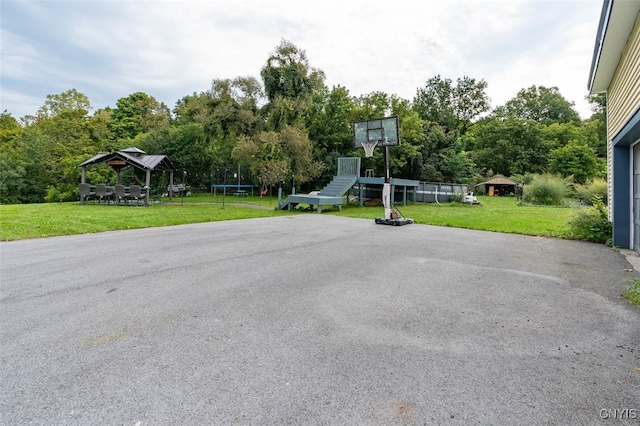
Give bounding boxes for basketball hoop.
[361,140,378,158]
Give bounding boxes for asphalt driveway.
[1,215,638,425]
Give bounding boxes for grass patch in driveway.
[623,276,640,307]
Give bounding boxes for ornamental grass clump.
[522,174,570,206]
[574,178,608,205]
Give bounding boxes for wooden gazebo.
[78,147,177,204]
[476,177,518,196]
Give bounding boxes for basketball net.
[361,140,378,158]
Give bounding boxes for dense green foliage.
[1,39,608,205]
[567,196,612,244]
[466,117,550,176]
[493,85,581,124]
[548,141,600,184]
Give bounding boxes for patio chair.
[114,185,129,205]
[95,184,113,205]
[78,183,95,204]
[129,185,145,206]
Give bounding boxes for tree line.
[0,39,606,204]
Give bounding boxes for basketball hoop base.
[375,217,414,226]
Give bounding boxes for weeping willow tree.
[260,39,326,130]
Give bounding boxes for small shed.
[477,177,518,196]
[78,147,177,203]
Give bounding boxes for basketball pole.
[382,144,392,220]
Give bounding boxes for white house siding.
[607,13,640,218]
[608,14,640,137]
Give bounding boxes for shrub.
[45,183,77,203]
[548,141,599,184]
[449,192,464,203]
[567,196,612,244]
[522,174,570,205]
[574,178,608,205]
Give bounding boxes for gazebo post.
[145,169,151,206]
[169,171,174,201]
[81,167,86,184]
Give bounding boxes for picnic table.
[233,190,248,197]
[167,184,190,196]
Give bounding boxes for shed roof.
[477,177,517,186]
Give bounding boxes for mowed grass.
[0,195,579,241]
[0,196,291,241]
[332,196,575,238]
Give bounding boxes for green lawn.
[0,196,290,241]
[332,196,575,238]
[0,195,581,241]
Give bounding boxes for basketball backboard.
[353,116,400,148]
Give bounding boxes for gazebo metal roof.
[78,147,176,172]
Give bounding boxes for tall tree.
[89,108,116,153]
[0,126,53,203]
[0,110,20,131]
[412,122,475,182]
[352,91,393,121]
[110,92,170,142]
[306,85,355,155]
[10,91,99,202]
[134,123,212,189]
[584,93,607,157]
[467,117,550,176]
[0,111,26,203]
[494,85,580,124]
[586,93,606,117]
[38,108,97,201]
[261,39,325,102]
[36,88,91,119]
[540,122,587,150]
[453,76,491,132]
[305,85,356,187]
[173,92,214,127]
[260,39,326,130]
[413,75,490,133]
[174,77,264,168]
[232,126,321,190]
[208,76,264,136]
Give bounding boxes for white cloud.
[0,29,41,80]
[0,87,41,118]
[0,0,602,119]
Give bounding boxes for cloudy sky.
[1,0,603,121]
